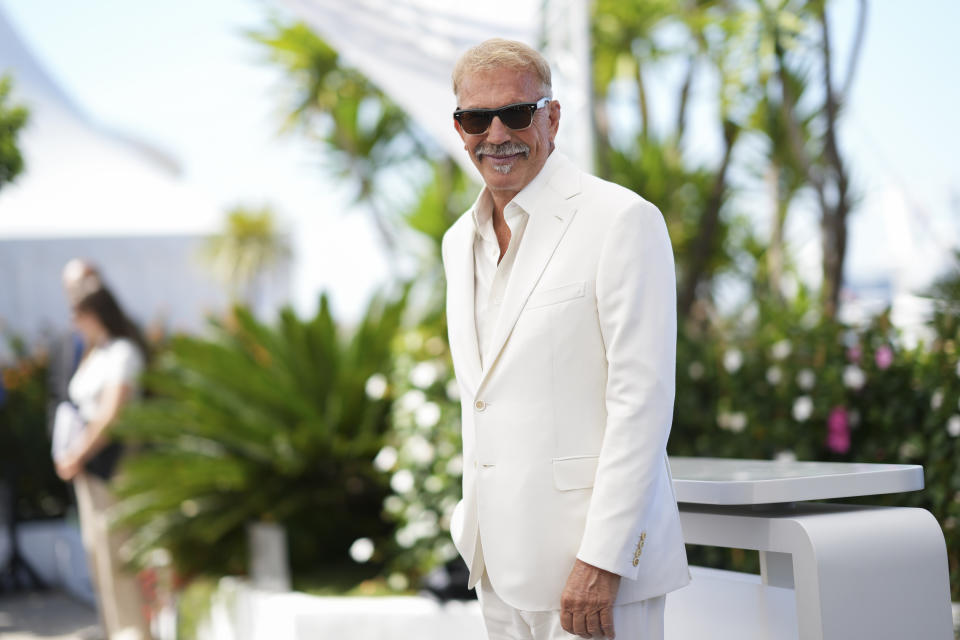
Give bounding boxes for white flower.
[723,349,743,373]
[373,446,398,472]
[409,362,439,389]
[383,495,405,514]
[403,435,435,466]
[796,369,816,390]
[398,389,426,412]
[729,412,747,433]
[774,450,797,462]
[414,402,441,429]
[180,499,199,518]
[801,309,819,329]
[771,339,792,361]
[424,475,444,493]
[931,389,944,410]
[956,360,960,378]
[843,365,866,390]
[395,526,417,549]
[390,469,415,494]
[947,415,960,438]
[438,542,458,561]
[387,572,409,591]
[440,496,459,517]
[445,455,464,477]
[688,361,705,380]
[425,336,446,356]
[349,538,374,563]
[899,442,920,459]
[436,440,455,457]
[717,411,747,433]
[364,373,388,400]
[445,379,461,401]
[792,396,813,422]
[766,366,783,385]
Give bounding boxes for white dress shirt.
[473,190,529,371]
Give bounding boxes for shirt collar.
[471,150,564,236]
[472,188,526,243]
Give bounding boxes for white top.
[669,457,924,505]
[473,190,529,371]
[67,337,145,422]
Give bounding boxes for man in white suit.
[442,39,690,639]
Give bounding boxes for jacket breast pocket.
[526,281,586,310]
[553,455,599,491]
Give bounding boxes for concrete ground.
[0,590,100,640]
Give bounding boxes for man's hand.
[560,558,621,639]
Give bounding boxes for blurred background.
[0,0,958,637]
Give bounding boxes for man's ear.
[548,100,561,140]
[454,118,467,145]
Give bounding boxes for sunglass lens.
[459,112,492,135]
[499,105,534,130]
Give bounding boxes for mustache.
[474,141,530,161]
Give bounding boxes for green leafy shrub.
[0,339,70,520]
[111,293,406,579]
[670,292,960,597]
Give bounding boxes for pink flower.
[846,344,862,363]
[875,345,894,370]
[826,406,851,454]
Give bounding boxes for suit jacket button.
[474,400,486,411]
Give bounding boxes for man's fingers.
[561,609,575,635]
[600,606,616,639]
[572,612,591,639]
[585,610,604,637]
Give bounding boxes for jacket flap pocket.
[527,281,585,310]
[553,455,599,491]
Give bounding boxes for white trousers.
[477,574,665,640]
[74,472,153,640]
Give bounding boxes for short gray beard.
[474,142,530,174]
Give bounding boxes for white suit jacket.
[442,152,690,612]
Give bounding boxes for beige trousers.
[74,472,152,640]
[477,573,665,640]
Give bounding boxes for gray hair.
[452,38,552,101]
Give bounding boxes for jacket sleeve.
[575,199,677,580]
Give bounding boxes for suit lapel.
[477,155,581,390]
[446,215,482,394]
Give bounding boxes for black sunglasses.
[453,97,551,135]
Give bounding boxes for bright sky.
[1,0,958,319]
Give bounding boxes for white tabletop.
[669,457,924,505]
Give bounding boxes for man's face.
[455,67,560,201]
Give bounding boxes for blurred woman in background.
[54,282,152,640]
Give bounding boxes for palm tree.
[203,205,292,311]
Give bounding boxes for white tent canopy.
[0,9,221,238]
[276,0,594,177]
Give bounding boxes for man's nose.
[486,115,511,143]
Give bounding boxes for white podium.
[668,457,953,640]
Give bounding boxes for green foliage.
[111,292,406,578]
[0,340,70,520]
[670,295,960,597]
[0,74,29,191]
[251,20,433,249]
[202,205,291,305]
